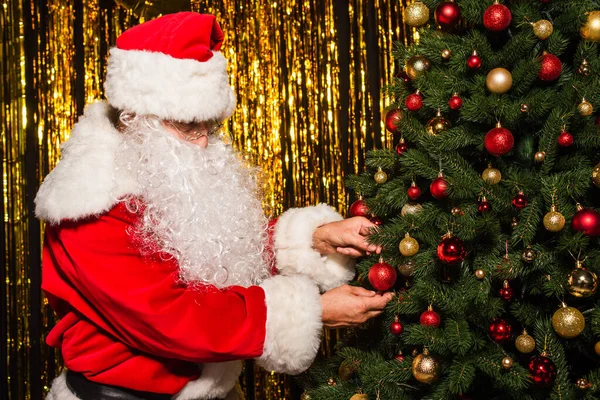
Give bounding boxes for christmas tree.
[302,1,600,399]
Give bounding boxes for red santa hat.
[104,12,236,123]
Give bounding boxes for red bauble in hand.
[390,316,404,335]
[448,93,463,110]
[484,123,514,156]
[499,281,513,301]
[557,130,573,147]
[385,109,403,133]
[405,92,423,112]
[477,197,492,214]
[483,3,512,31]
[512,192,528,209]
[407,182,421,200]
[368,261,397,291]
[430,173,449,200]
[437,235,467,265]
[349,198,370,217]
[435,1,461,30]
[467,51,482,70]
[395,138,408,155]
[572,204,600,236]
[420,306,441,328]
[528,355,557,387]
[539,53,562,81]
[489,318,512,342]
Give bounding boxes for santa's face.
[162,120,222,148]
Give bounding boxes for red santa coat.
[36,102,356,400]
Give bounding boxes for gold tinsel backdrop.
[0,0,413,398]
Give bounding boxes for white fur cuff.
[274,204,355,291]
[257,275,322,375]
[46,371,81,400]
[174,361,242,400]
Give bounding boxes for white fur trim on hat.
[174,361,242,400]
[257,275,322,375]
[105,48,236,123]
[46,371,81,400]
[274,204,356,291]
[34,101,139,224]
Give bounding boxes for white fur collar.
[35,101,140,224]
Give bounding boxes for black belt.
[65,370,172,400]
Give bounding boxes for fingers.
[350,286,377,297]
[336,247,365,258]
[361,292,394,311]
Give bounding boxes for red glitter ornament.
[369,216,383,226]
[528,355,557,387]
[395,138,408,155]
[499,280,513,301]
[435,1,461,30]
[349,198,370,217]
[385,109,403,133]
[484,122,514,156]
[572,204,600,236]
[467,51,482,70]
[512,192,529,210]
[407,182,421,200]
[539,53,562,81]
[557,130,573,147]
[368,260,397,291]
[478,197,492,214]
[448,93,463,110]
[430,172,449,200]
[420,305,441,327]
[483,2,512,31]
[437,234,467,265]
[489,318,512,342]
[405,91,423,112]
[390,316,404,335]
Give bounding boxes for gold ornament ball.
[534,151,546,163]
[441,49,452,60]
[577,378,591,390]
[406,55,431,80]
[412,349,440,384]
[398,260,415,277]
[533,19,553,40]
[300,392,312,400]
[475,269,486,280]
[399,233,419,256]
[350,394,368,400]
[486,68,513,94]
[595,341,600,356]
[374,168,388,184]
[520,103,530,113]
[581,11,600,42]
[578,99,594,116]
[401,201,423,216]
[592,163,600,188]
[552,305,585,339]
[338,362,357,381]
[405,2,429,27]
[482,165,502,185]
[522,247,537,263]
[578,60,591,76]
[501,356,514,370]
[515,332,536,354]
[543,207,565,232]
[426,115,451,135]
[567,266,598,298]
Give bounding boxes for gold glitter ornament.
[399,233,419,257]
[350,394,368,400]
[577,378,592,390]
[482,164,501,184]
[578,98,594,116]
[581,11,600,42]
[401,201,423,216]
[515,331,536,353]
[532,19,553,40]
[486,68,513,94]
[405,2,430,27]
[398,260,415,277]
[374,167,388,184]
[543,205,565,232]
[502,356,514,369]
[595,341,600,356]
[475,269,486,279]
[406,55,431,80]
[441,49,452,60]
[534,151,546,163]
[552,303,585,339]
[567,261,598,298]
[426,109,451,135]
[412,348,440,384]
[592,163,600,188]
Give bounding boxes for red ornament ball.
[405,93,423,112]
[395,140,408,156]
[430,176,449,200]
[483,3,512,31]
[349,199,370,217]
[385,109,403,133]
[489,318,512,342]
[467,53,482,70]
[390,319,404,335]
[420,307,441,328]
[484,126,514,156]
[499,283,513,301]
[477,198,492,214]
[437,235,467,265]
[368,261,397,291]
[512,192,529,210]
[408,184,421,200]
[448,94,463,110]
[528,355,557,387]
[539,53,562,81]
[435,1,461,30]
[557,130,573,147]
[394,352,405,362]
[572,206,600,236]
[369,216,383,226]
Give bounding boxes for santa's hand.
[321,285,393,328]
[312,216,382,258]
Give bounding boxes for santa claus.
[36,12,391,400]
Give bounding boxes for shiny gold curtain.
[0,0,411,398]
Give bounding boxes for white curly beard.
[114,116,272,289]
